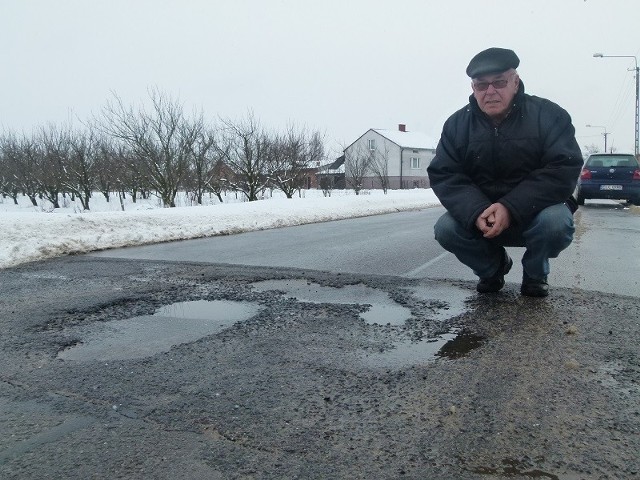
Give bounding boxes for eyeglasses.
[472,78,510,91]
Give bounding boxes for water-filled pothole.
[250,279,412,326]
[435,330,485,359]
[469,458,559,479]
[57,300,261,361]
[360,329,485,368]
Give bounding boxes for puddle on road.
[251,279,412,326]
[251,279,483,368]
[435,330,485,359]
[360,329,485,368]
[58,281,480,365]
[469,458,560,479]
[58,300,260,362]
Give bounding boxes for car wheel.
[577,191,585,205]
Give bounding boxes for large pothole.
[250,279,482,368]
[57,279,482,366]
[251,279,413,326]
[57,300,261,361]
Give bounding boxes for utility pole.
[586,124,609,153]
[593,53,639,155]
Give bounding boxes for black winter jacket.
[427,81,583,230]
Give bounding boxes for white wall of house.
[344,128,436,189]
[399,146,436,188]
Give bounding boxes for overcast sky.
[2,0,640,157]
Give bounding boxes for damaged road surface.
[1,258,639,479]
[1,203,639,478]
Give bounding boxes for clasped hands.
[475,202,510,238]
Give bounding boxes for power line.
[607,68,633,127]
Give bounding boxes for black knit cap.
[466,47,520,78]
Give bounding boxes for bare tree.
[37,123,71,209]
[269,126,324,198]
[186,126,222,205]
[107,144,150,210]
[344,142,373,195]
[0,132,18,203]
[219,112,271,201]
[98,88,204,207]
[582,143,600,160]
[92,136,119,202]
[319,175,334,197]
[124,149,152,203]
[369,140,391,194]
[0,131,41,206]
[63,128,98,210]
[208,159,233,203]
[17,133,45,206]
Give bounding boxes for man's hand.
[475,202,511,238]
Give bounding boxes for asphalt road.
[91,201,639,298]
[1,200,639,479]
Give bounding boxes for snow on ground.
[0,189,441,269]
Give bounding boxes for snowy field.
[0,189,441,269]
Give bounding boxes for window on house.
[368,139,376,151]
[410,157,420,169]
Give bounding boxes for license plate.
[600,185,623,190]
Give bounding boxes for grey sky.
[2,0,640,156]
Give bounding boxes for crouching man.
[427,47,583,297]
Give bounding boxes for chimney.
[398,124,406,132]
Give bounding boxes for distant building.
[300,166,320,189]
[316,155,346,190]
[344,124,437,189]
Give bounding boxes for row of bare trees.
[0,89,326,209]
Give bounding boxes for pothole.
[435,329,485,359]
[249,279,483,366]
[468,458,559,479]
[250,279,412,326]
[360,328,485,368]
[57,300,261,361]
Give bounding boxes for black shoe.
[521,274,549,297]
[477,251,513,293]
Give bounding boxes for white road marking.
[403,251,450,278]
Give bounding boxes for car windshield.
[587,155,638,168]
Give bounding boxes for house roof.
[327,155,345,169]
[372,129,437,150]
[318,155,345,173]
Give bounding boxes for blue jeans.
[434,203,575,279]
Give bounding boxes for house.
[343,124,437,190]
[316,155,346,190]
[299,166,320,189]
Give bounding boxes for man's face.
[472,69,519,121]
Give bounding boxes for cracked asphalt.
[1,251,639,479]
